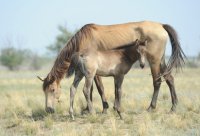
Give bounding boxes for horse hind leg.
[148,58,178,112]
[147,63,162,112]
[82,75,109,114]
[165,74,178,112]
[160,64,178,112]
[69,71,84,120]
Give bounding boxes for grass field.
[0,68,200,136]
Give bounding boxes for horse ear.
[135,39,140,47]
[145,40,148,46]
[37,76,44,82]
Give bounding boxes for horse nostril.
[140,64,145,69]
[58,99,62,103]
[46,107,55,114]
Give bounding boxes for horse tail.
[66,52,87,78]
[162,24,186,74]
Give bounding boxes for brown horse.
[38,21,185,114]
[67,39,147,119]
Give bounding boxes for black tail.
[163,24,186,74]
[66,53,79,78]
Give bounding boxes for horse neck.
[46,24,94,83]
[121,46,139,63]
[50,61,69,81]
[48,48,71,82]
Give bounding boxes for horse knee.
[164,74,174,82]
[70,86,75,93]
[83,86,88,94]
[153,80,161,88]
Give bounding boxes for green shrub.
[0,47,25,70]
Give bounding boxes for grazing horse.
[37,21,185,115]
[67,39,147,119]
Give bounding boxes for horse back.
[86,21,167,51]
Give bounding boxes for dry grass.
[0,68,200,136]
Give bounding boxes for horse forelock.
[48,24,95,81]
[42,80,49,91]
[42,73,56,91]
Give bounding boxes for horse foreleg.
[113,75,124,119]
[69,71,83,120]
[94,75,109,113]
[83,77,95,114]
[90,83,93,102]
[148,64,162,111]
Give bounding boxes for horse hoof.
[82,110,89,115]
[117,111,123,120]
[147,106,155,112]
[113,106,117,111]
[147,107,152,112]
[169,107,176,113]
[103,102,109,109]
[70,115,75,121]
[82,107,89,112]
[46,107,55,114]
[102,109,107,114]
[89,110,96,115]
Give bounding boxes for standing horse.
[38,21,185,114]
[67,39,146,119]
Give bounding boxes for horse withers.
[67,39,147,119]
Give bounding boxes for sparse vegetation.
[0,68,200,135]
[0,47,49,71]
[44,116,54,129]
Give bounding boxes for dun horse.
[37,21,185,115]
[67,39,147,119]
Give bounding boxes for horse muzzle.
[45,107,55,113]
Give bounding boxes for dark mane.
[112,39,146,50]
[43,24,95,90]
[112,41,136,50]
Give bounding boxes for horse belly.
[96,64,117,77]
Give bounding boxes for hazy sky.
[0,0,200,56]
